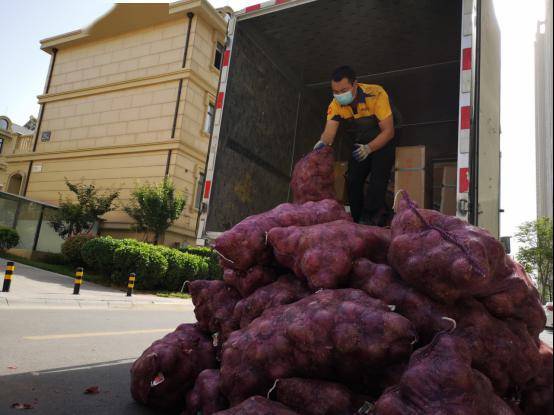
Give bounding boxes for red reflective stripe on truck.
[245,4,261,13]
[459,168,469,193]
[275,0,289,4]
[460,106,471,129]
[216,92,225,109]
[462,48,472,70]
[223,50,231,67]
[204,180,212,199]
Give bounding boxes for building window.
[203,102,215,135]
[0,138,4,154]
[213,42,224,70]
[195,172,205,210]
[7,173,23,195]
[0,119,8,131]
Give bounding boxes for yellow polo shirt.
[327,83,392,122]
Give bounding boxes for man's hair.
[332,66,356,84]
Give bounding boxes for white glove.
[353,143,372,161]
[313,140,328,150]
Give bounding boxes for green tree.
[515,217,553,302]
[124,178,186,245]
[50,180,119,239]
[0,226,20,251]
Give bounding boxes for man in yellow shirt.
[314,66,397,225]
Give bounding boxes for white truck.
[196,0,501,243]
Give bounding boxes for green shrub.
[61,234,94,265]
[158,247,201,291]
[113,242,168,290]
[180,245,222,280]
[0,226,19,251]
[182,246,213,258]
[81,236,125,277]
[40,252,66,265]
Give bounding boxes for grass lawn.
[0,251,190,299]
[155,292,190,299]
[0,251,104,281]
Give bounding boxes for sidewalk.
[0,261,194,310]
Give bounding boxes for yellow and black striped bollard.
[73,267,84,295]
[127,273,136,297]
[2,261,15,292]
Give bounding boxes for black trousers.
[347,139,396,223]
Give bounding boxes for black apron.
[345,115,381,145]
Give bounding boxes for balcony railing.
[11,135,34,154]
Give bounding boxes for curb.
[0,297,194,310]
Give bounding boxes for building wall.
[5,4,227,247]
[48,19,187,94]
[37,81,183,153]
[535,0,553,220]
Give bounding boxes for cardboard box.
[395,170,425,208]
[394,146,425,208]
[442,164,456,187]
[441,164,457,215]
[334,161,348,204]
[441,186,457,215]
[432,165,444,209]
[431,162,457,215]
[395,145,425,169]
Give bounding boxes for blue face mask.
[334,89,355,106]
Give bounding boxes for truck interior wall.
[207,25,322,230]
[207,0,463,232]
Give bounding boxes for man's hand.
[352,143,372,161]
[313,140,328,150]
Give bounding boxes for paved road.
[0,308,194,415]
[0,260,190,310]
[0,304,552,415]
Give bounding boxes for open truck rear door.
[457,0,501,237]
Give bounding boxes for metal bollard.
[127,273,136,297]
[73,267,84,295]
[2,261,15,292]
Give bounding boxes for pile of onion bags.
[219,289,416,405]
[223,265,277,297]
[374,333,516,414]
[214,199,351,270]
[290,146,336,204]
[520,342,554,415]
[232,275,310,329]
[389,190,512,303]
[184,369,227,415]
[350,258,452,343]
[130,324,216,411]
[478,260,546,337]
[271,377,368,415]
[214,396,299,414]
[268,220,390,289]
[452,298,542,395]
[188,280,241,343]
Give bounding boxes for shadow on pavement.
[5,261,121,295]
[0,360,171,415]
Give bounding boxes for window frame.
[202,101,216,137]
[0,118,9,131]
[194,171,205,212]
[213,41,225,71]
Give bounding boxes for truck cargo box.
[196,0,501,242]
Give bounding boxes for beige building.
[0,116,36,193]
[2,1,230,246]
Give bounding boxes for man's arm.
[320,119,340,145]
[368,115,394,152]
